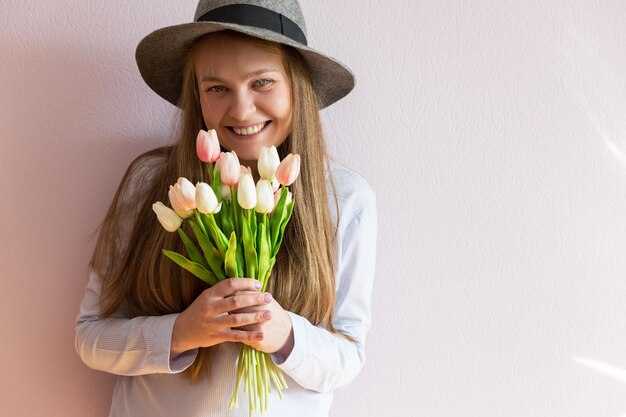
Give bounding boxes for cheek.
[267,88,292,121]
[199,98,223,127]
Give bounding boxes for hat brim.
[135,21,355,109]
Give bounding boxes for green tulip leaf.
[258,222,271,286]
[162,249,218,286]
[250,209,257,243]
[272,197,295,258]
[212,168,222,202]
[221,200,234,238]
[206,213,229,256]
[225,232,239,278]
[269,187,289,249]
[190,220,226,280]
[235,237,244,278]
[176,228,206,267]
[242,218,258,280]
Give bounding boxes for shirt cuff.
[273,311,309,371]
[152,313,198,373]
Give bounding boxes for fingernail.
[264,293,272,303]
[263,311,271,320]
[255,280,262,289]
[256,333,264,340]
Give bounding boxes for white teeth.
[233,122,266,136]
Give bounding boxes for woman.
[75,1,377,416]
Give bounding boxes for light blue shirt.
[75,158,377,417]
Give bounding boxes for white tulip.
[255,179,275,214]
[195,182,221,214]
[152,202,183,232]
[258,146,280,180]
[237,173,257,209]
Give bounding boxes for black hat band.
[197,4,308,46]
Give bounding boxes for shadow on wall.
[1,35,173,415]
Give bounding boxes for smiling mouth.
[228,121,271,136]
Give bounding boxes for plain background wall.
[2,0,626,416]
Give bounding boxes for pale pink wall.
[3,1,626,416]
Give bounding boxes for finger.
[231,290,260,296]
[230,304,264,314]
[212,278,261,298]
[222,329,264,343]
[213,292,272,314]
[216,310,271,328]
[232,323,262,332]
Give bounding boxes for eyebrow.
[201,68,281,83]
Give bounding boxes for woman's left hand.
[232,293,294,357]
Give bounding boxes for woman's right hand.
[170,278,273,359]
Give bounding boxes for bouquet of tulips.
[152,129,300,415]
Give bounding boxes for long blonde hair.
[90,31,339,380]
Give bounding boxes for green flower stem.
[257,217,271,291]
[212,167,222,203]
[207,162,213,183]
[194,210,208,236]
[228,344,288,415]
[230,186,242,238]
[242,215,258,280]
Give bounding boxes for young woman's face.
[195,35,293,164]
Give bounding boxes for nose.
[228,89,256,122]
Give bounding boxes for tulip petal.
[237,173,257,210]
[276,154,301,186]
[153,202,183,232]
[255,179,274,214]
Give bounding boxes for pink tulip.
[196,129,221,163]
[168,177,196,218]
[276,154,301,186]
[217,151,240,186]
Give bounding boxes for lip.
[225,121,271,140]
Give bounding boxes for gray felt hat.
[135,0,356,109]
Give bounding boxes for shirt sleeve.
[74,268,198,376]
[272,188,377,393]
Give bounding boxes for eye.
[254,79,274,88]
[205,85,226,93]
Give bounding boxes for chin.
[231,145,261,163]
